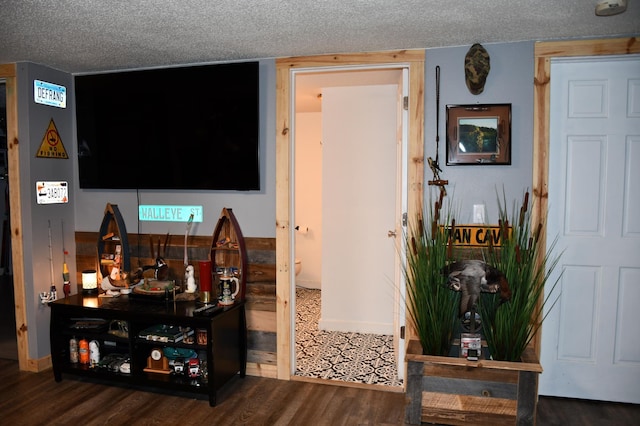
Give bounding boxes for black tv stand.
[49,294,247,406]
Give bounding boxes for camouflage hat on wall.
[464,43,490,95]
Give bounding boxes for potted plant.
[480,189,561,362]
[405,189,557,426]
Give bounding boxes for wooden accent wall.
[75,232,278,378]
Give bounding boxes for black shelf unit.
[49,294,247,406]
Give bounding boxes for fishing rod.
[62,220,70,297]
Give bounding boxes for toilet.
[294,258,302,276]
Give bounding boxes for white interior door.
[320,84,399,336]
[540,55,640,403]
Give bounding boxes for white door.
[320,84,400,336]
[540,56,640,403]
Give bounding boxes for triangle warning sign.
[37,118,68,159]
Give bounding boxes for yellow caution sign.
[37,118,68,159]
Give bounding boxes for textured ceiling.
[0,0,638,74]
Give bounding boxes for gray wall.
[17,62,75,359]
[16,41,535,360]
[425,41,534,222]
[73,43,535,239]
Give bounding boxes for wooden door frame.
[0,64,29,370]
[275,51,425,380]
[532,37,639,354]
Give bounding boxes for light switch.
[473,204,485,223]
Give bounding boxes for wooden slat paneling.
[422,391,516,426]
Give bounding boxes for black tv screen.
[75,61,260,190]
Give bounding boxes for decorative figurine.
[185,265,196,293]
[428,156,442,181]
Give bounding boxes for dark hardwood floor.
[0,359,637,425]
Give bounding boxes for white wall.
[294,112,322,289]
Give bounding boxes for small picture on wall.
[446,104,511,165]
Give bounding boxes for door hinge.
[402,212,407,227]
[400,325,405,339]
[403,96,409,111]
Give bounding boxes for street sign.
[138,205,203,222]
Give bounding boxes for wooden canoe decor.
[211,208,248,304]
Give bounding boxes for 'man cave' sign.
[444,225,511,247]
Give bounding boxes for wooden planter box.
[405,339,542,425]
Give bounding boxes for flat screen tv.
[75,61,260,190]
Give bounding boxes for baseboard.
[295,280,320,290]
[246,362,277,378]
[318,318,393,335]
[26,354,52,372]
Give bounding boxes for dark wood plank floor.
[0,359,637,425]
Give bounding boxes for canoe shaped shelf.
[211,208,247,304]
[97,203,130,283]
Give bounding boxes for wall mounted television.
[75,61,260,190]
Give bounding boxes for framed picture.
[446,104,511,165]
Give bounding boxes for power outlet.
[473,204,485,224]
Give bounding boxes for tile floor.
[294,287,403,388]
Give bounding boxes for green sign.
[138,205,203,223]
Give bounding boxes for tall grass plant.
[404,191,459,356]
[480,189,561,361]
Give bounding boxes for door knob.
[388,230,397,237]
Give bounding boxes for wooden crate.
[405,339,542,425]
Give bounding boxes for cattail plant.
[480,189,561,361]
[404,192,459,356]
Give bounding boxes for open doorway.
[0,80,17,361]
[292,69,405,388]
[274,50,425,384]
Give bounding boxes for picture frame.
[446,103,511,165]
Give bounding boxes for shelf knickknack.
[96,203,131,287]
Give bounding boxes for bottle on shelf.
[79,338,89,365]
[69,337,78,364]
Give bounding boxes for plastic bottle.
[89,340,100,367]
[79,338,89,364]
[69,337,78,363]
